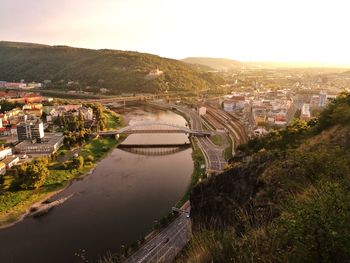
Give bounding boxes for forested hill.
[180,92,350,262]
[0,41,224,94]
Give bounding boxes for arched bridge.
[118,143,191,156]
[98,121,211,136]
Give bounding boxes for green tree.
[72,156,84,169]
[15,158,49,189]
[77,111,85,131]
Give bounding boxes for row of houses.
[43,104,94,122]
[0,81,43,90]
[252,98,292,127]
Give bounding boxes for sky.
[1,0,350,66]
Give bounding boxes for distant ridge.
[182,57,245,71]
[0,41,49,48]
[182,56,350,70]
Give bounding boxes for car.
[186,213,190,218]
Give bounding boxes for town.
[0,72,345,182]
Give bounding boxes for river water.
[0,105,193,263]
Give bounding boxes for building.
[223,100,235,112]
[14,133,64,155]
[0,147,12,160]
[253,127,268,136]
[310,95,320,108]
[23,103,43,117]
[17,120,44,141]
[301,103,311,121]
[44,104,94,121]
[0,162,6,175]
[145,69,164,80]
[198,107,207,116]
[223,96,246,112]
[79,107,94,120]
[252,107,267,126]
[319,91,327,107]
[2,156,19,168]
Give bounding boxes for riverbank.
[0,111,123,228]
[0,137,120,228]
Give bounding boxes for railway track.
[205,106,248,147]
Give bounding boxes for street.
[124,211,191,263]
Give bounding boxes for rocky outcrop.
[190,154,271,230]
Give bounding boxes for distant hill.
[182,57,350,71]
[0,41,224,94]
[182,57,246,71]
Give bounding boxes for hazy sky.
[1,0,350,65]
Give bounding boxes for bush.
[85,155,94,163]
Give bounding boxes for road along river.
[0,105,193,263]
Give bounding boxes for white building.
[319,91,327,107]
[0,147,12,160]
[301,103,311,121]
[198,107,207,116]
[223,100,235,112]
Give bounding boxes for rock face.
[190,154,270,230]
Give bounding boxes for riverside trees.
[11,158,50,190]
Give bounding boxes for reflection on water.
[0,106,193,263]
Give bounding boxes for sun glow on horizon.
[1,0,350,66]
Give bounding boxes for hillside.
[0,41,224,94]
[182,57,245,71]
[180,93,350,262]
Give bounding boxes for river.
[0,105,193,263]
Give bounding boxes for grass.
[224,142,233,161]
[210,134,225,146]
[0,189,52,225]
[104,110,123,131]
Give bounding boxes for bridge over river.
[97,121,211,137]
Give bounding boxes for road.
[123,103,227,263]
[175,105,227,174]
[124,209,191,263]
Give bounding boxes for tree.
[14,158,49,189]
[77,111,85,130]
[72,156,84,169]
[68,115,79,131]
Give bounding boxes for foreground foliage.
[180,92,350,262]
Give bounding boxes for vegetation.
[0,101,122,227]
[0,41,224,94]
[0,137,118,226]
[179,92,350,263]
[10,158,50,190]
[177,140,206,208]
[0,100,23,113]
[103,109,123,130]
[209,134,225,146]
